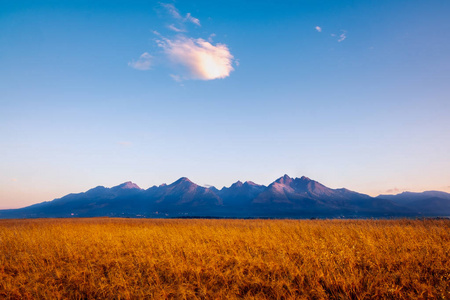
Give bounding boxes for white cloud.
[385,188,400,194]
[208,33,216,42]
[118,141,132,147]
[131,4,234,80]
[338,31,347,42]
[161,3,200,27]
[185,12,200,26]
[128,52,152,70]
[170,74,182,82]
[168,24,185,32]
[315,26,322,32]
[158,36,234,80]
[329,31,347,42]
[161,3,182,19]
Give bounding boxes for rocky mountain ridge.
[1,175,448,218]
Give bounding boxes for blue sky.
[1,0,449,208]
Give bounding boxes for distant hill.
[377,191,450,216]
[1,175,448,219]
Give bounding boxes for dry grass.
[0,218,449,299]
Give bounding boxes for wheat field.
[0,218,448,299]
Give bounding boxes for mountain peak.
[299,176,312,181]
[113,181,141,190]
[274,174,293,185]
[231,180,244,188]
[172,177,194,185]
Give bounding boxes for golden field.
[0,218,449,299]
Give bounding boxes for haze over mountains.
[1,175,449,219]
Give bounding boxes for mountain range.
[1,175,449,219]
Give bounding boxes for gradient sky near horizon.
[1,0,449,209]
